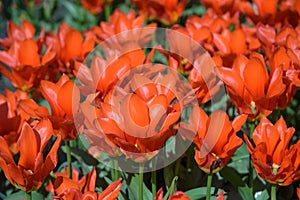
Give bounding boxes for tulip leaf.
[238,186,254,200]
[4,191,43,200]
[220,166,245,187]
[164,176,178,200]
[185,187,219,200]
[254,190,269,200]
[127,174,153,200]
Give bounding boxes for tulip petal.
[243,56,268,98]
[57,81,80,117]
[40,80,63,117]
[0,51,17,67]
[232,114,248,132]
[266,66,285,98]
[98,178,122,200]
[17,122,40,170]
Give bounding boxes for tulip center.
[270,163,280,174]
[250,101,256,113]
[211,153,221,171]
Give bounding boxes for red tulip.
[40,74,81,140]
[52,167,122,200]
[0,89,30,153]
[155,188,191,200]
[200,0,238,15]
[217,53,286,121]
[0,119,61,192]
[297,188,300,199]
[46,167,87,195]
[130,0,187,25]
[86,9,156,47]
[181,108,247,173]
[238,0,278,24]
[0,20,42,51]
[216,190,225,200]
[269,47,300,108]
[80,0,113,14]
[0,39,56,90]
[244,117,300,186]
[46,23,94,75]
[82,71,181,162]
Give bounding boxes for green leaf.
[164,176,178,200]
[238,186,254,200]
[4,191,43,200]
[229,143,249,173]
[185,187,219,200]
[220,166,245,187]
[127,174,153,200]
[4,190,25,200]
[255,190,269,200]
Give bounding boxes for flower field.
[0,0,300,199]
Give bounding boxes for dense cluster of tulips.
[0,0,300,199]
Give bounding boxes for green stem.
[113,159,119,181]
[104,4,111,21]
[26,192,32,200]
[249,159,253,194]
[151,158,157,197]
[174,158,181,177]
[139,163,144,200]
[111,165,115,181]
[271,184,277,200]
[248,122,255,194]
[65,141,72,179]
[249,122,255,139]
[206,173,213,200]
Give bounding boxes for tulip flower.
[155,188,191,200]
[0,119,61,192]
[182,108,247,173]
[83,71,181,162]
[46,23,94,75]
[86,9,156,47]
[217,52,286,121]
[170,11,256,67]
[269,47,300,109]
[40,74,81,140]
[130,0,187,25]
[0,89,30,153]
[244,117,300,186]
[279,0,300,15]
[46,167,87,194]
[216,190,225,200]
[51,168,122,200]
[76,47,153,97]
[200,0,238,15]
[80,0,113,15]
[297,188,300,199]
[238,0,278,24]
[0,20,42,51]
[0,38,56,91]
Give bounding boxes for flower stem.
[271,184,277,200]
[26,192,32,200]
[111,165,115,181]
[206,173,213,200]
[65,141,72,179]
[248,122,255,194]
[249,159,253,194]
[151,158,157,197]
[113,159,119,181]
[175,158,181,177]
[104,4,111,21]
[139,163,144,200]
